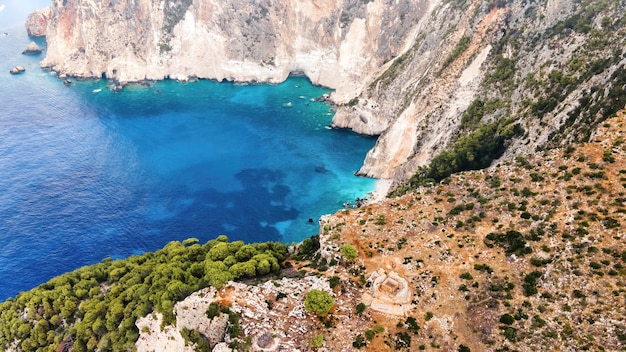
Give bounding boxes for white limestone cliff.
[38,0,626,184]
[41,0,426,102]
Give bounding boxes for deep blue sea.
[0,2,376,300]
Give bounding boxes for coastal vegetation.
[391,119,524,195]
[0,236,286,351]
[440,35,471,72]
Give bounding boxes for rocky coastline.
[34,0,626,186]
[4,0,626,350]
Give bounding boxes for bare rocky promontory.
[25,7,51,37]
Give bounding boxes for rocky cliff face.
[25,7,51,37]
[41,0,425,102]
[40,0,626,183]
[350,0,626,180]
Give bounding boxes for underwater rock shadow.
[155,168,300,243]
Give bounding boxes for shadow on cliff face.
[153,168,299,243]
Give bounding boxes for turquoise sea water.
[0,3,376,300]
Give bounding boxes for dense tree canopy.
[0,236,288,351]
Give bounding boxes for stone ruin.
[362,269,412,316]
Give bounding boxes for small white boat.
[92,88,102,93]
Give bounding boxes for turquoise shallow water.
[0,3,376,300]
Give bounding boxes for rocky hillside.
[132,109,625,352]
[352,0,626,182]
[37,0,626,183]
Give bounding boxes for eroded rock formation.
[22,42,42,55]
[25,7,51,37]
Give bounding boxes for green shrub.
[206,302,221,319]
[304,290,334,317]
[449,205,466,215]
[352,334,367,348]
[406,316,420,332]
[296,235,320,259]
[530,257,552,267]
[311,334,324,348]
[460,272,474,280]
[395,331,412,348]
[356,302,367,316]
[180,328,211,352]
[484,230,532,256]
[474,264,494,274]
[603,217,620,229]
[502,326,517,342]
[374,215,386,225]
[523,271,542,296]
[500,313,515,325]
[341,244,358,260]
[531,315,546,328]
[425,311,434,321]
[328,276,341,289]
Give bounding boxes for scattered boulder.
[203,313,229,348]
[9,66,25,75]
[211,343,233,352]
[22,42,42,55]
[25,8,51,37]
[111,82,125,91]
[256,332,276,349]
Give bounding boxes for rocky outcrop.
[22,42,42,55]
[39,0,626,183]
[9,66,25,74]
[25,8,51,37]
[136,276,335,351]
